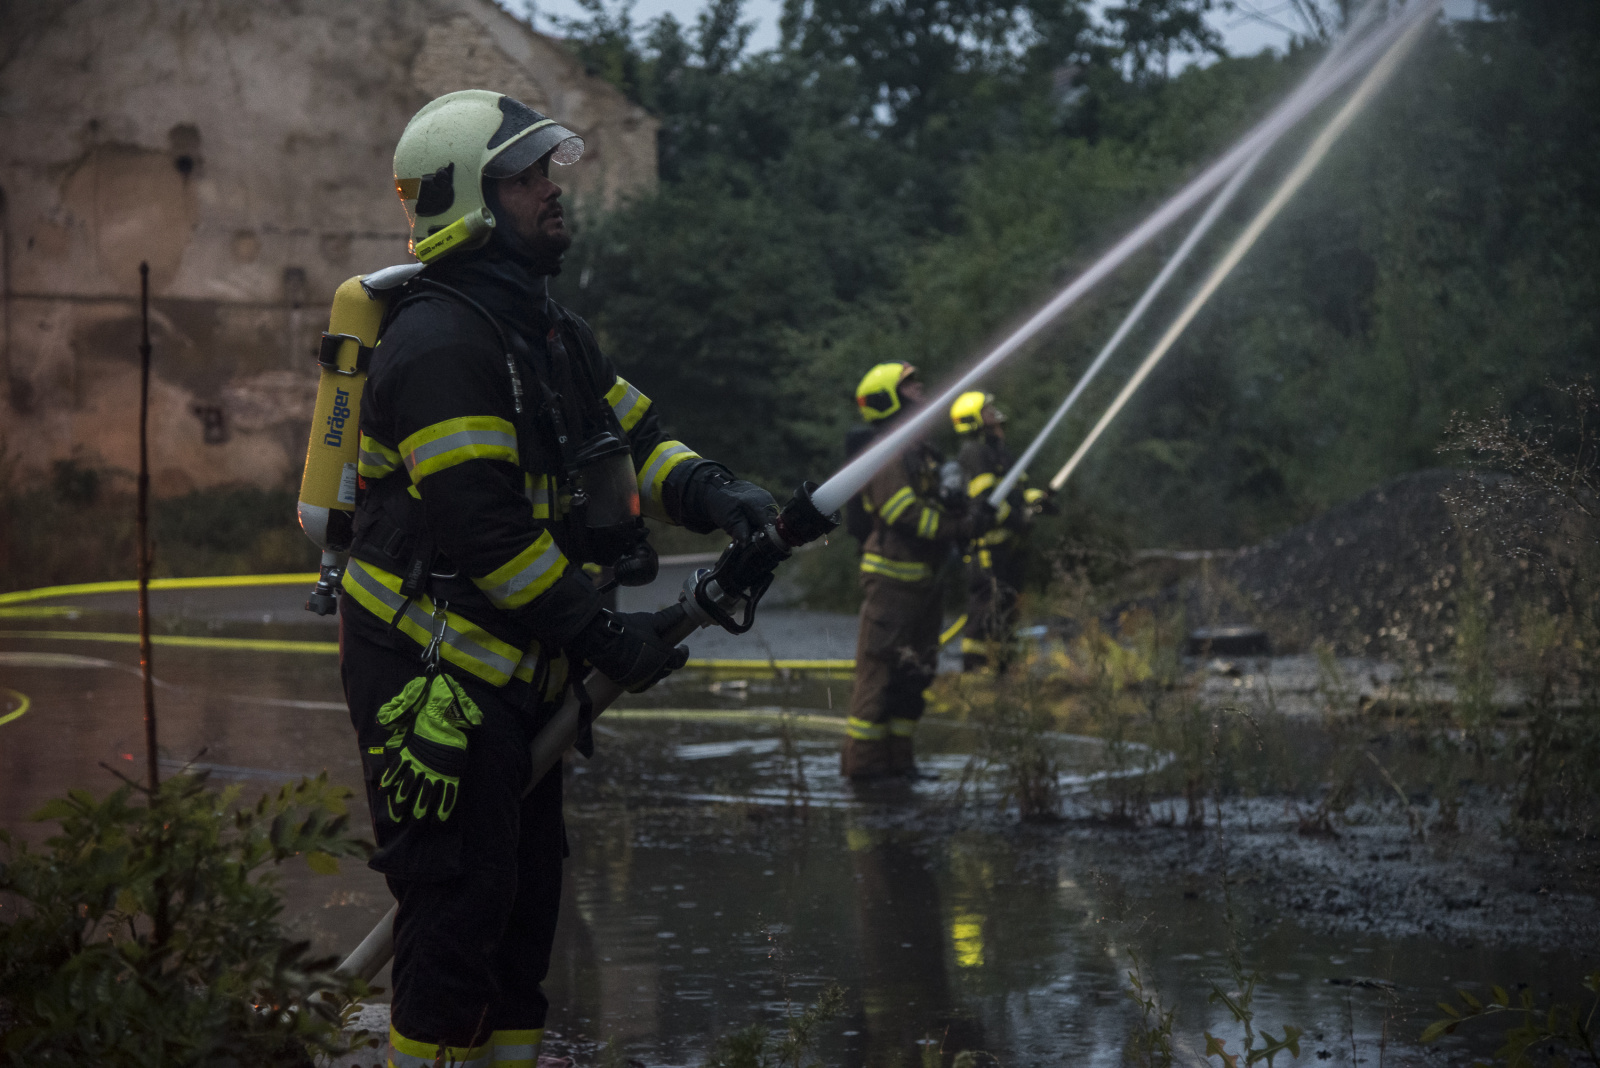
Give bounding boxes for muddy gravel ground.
[1042,796,1600,954]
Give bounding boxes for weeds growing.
[0,772,373,1066]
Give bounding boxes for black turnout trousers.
[340,607,565,1047]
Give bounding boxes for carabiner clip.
[422,599,450,675]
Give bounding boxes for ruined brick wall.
[0,0,657,497]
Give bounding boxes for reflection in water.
[845,822,986,1064]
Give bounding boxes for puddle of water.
[1,597,1590,1066]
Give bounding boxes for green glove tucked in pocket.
[376,674,484,824]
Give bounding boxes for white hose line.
[1049,11,1433,492]
[987,0,1386,509]
[811,0,1441,518]
[987,150,1265,508]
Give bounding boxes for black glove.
[958,500,999,542]
[570,608,689,693]
[687,465,779,544]
[1024,486,1059,516]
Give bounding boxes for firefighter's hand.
[691,466,779,544]
[958,500,998,542]
[572,609,690,693]
[376,674,483,825]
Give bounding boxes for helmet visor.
[484,120,585,178]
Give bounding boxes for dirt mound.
[1204,469,1570,660]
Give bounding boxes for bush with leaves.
[0,772,372,1067]
[1425,973,1600,1067]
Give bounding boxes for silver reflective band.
[358,444,397,472]
[480,538,565,606]
[405,428,517,472]
[344,562,521,682]
[640,442,693,499]
[610,381,645,425]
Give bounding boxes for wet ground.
[1,576,1595,1067]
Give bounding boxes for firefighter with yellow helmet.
[842,363,990,778]
[340,91,777,1067]
[950,391,1050,671]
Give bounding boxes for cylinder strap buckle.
[423,599,450,675]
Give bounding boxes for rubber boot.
[888,734,915,776]
[841,737,892,779]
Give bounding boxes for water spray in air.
[986,150,1265,508]
[1048,9,1432,493]
[985,0,1385,509]
[810,0,1443,518]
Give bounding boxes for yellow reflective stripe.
[638,440,698,520]
[967,472,997,497]
[879,486,916,524]
[860,493,878,514]
[978,549,993,569]
[388,1025,491,1068]
[342,560,523,686]
[400,416,518,482]
[961,637,987,654]
[889,717,917,737]
[605,377,652,432]
[474,530,568,610]
[915,508,940,539]
[406,483,422,499]
[357,433,402,478]
[524,473,554,519]
[979,527,1012,547]
[490,1028,543,1067]
[859,553,930,582]
[846,716,888,740]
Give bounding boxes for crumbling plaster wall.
[0,0,656,497]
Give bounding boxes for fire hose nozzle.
[680,481,840,635]
[774,480,839,549]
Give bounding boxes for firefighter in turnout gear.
[843,364,989,778]
[342,91,778,1068]
[951,392,1048,671]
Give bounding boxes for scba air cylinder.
[298,274,383,614]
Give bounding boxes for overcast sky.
[509,0,1303,62]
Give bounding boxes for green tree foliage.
[552,0,1597,545]
[0,773,372,1066]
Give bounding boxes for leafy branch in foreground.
[0,771,373,1067]
[1424,973,1600,1067]
[701,983,845,1068]
[1203,971,1303,1068]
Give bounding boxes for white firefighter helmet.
[393,90,584,262]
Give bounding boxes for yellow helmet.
[950,391,990,434]
[393,90,584,263]
[855,362,917,422]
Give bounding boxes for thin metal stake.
[137,261,158,793]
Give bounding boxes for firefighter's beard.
[524,221,572,276]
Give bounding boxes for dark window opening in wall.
[193,405,227,444]
[283,266,307,308]
[174,155,195,176]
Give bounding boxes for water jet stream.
[1048,10,1433,493]
[810,0,1443,518]
[987,151,1265,508]
[985,0,1386,509]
